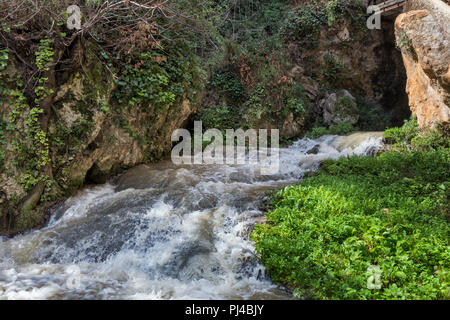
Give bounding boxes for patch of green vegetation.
[6,39,54,193]
[198,65,247,130]
[199,105,241,131]
[396,32,414,53]
[305,97,393,139]
[210,70,246,106]
[323,53,344,83]
[200,0,370,135]
[0,116,6,169]
[286,97,306,117]
[0,39,57,232]
[251,121,450,300]
[0,49,9,169]
[282,83,308,118]
[356,97,390,131]
[384,118,450,152]
[50,119,95,158]
[34,38,54,72]
[336,96,353,112]
[0,48,8,71]
[383,117,419,147]
[281,0,366,49]
[241,83,266,128]
[306,122,356,139]
[14,203,39,232]
[119,118,145,144]
[219,0,288,49]
[200,1,299,131]
[111,39,206,155]
[113,41,205,112]
[281,1,325,49]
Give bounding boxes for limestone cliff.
[395,0,450,127]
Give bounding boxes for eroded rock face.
[281,112,305,137]
[203,6,410,139]
[395,1,450,127]
[320,90,359,126]
[283,12,410,132]
[50,49,198,193]
[0,42,200,213]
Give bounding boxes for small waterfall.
[0,133,383,300]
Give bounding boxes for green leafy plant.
[323,53,344,83]
[34,38,54,71]
[252,119,450,300]
[252,148,450,299]
[383,117,419,148]
[306,122,356,139]
[210,70,246,105]
[0,49,8,71]
[357,97,390,131]
[281,0,365,49]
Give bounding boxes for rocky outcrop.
[320,90,359,126]
[289,14,410,126]
[0,42,200,233]
[395,0,450,127]
[50,52,196,191]
[201,5,410,138]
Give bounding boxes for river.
[0,132,383,300]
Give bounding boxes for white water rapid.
[0,132,383,300]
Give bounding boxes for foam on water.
[0,132,383,300]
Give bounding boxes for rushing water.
[0,132,383,300]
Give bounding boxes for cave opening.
[375,17,412,127]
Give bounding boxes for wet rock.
[281,112,305,138]
[306,145,320,155]
[254,217,267,225]
[160,241,213,279]
[114,165,153,191]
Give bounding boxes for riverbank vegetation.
[251,119,450,299]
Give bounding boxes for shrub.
[383,117,419,146]
[306,122,356,139]
[383,117,449,152]
[210,71,246,105]
[199,105,241,130]
[411,123,450,151]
